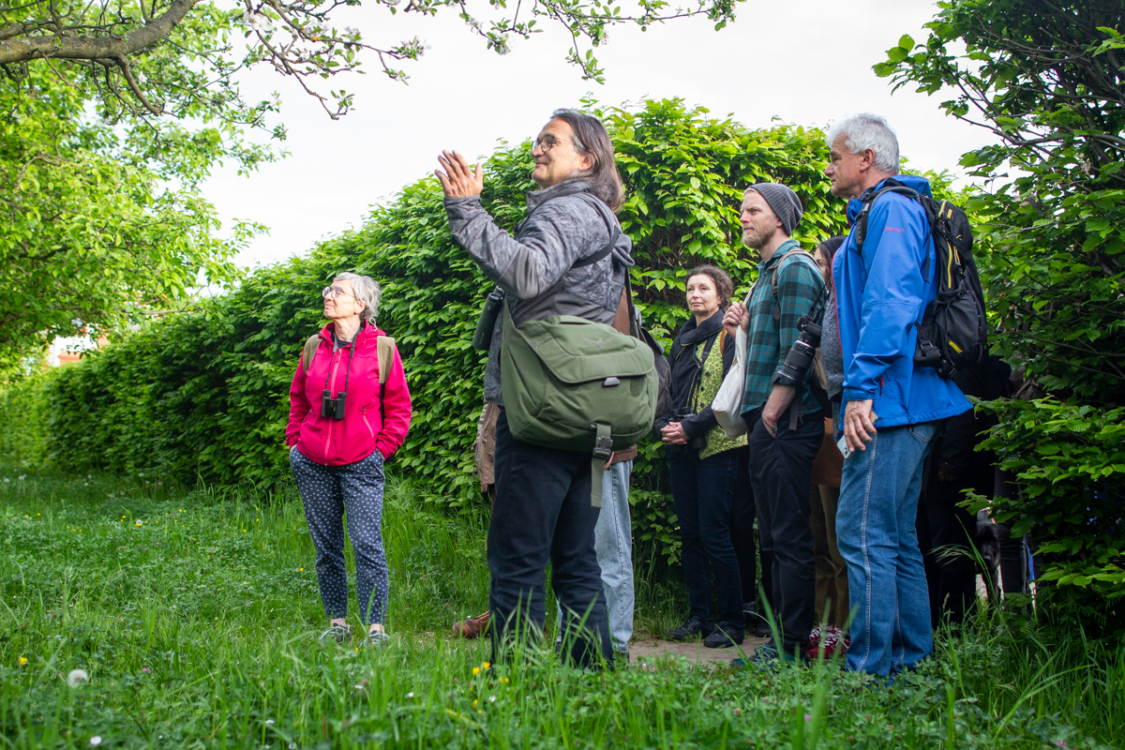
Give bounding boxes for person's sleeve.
[375,346,413,458]
[286,361,310,447]
[653,354,673,432]
[772,256,826,381]
[842,198,930,402]
[444,196,603,301]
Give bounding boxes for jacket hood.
[847,174,934,224]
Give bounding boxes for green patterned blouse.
[691,332,748,459]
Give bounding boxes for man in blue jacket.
[824,114,971,678]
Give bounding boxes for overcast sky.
[202,0,989,269]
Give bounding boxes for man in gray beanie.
[723,182,827,667]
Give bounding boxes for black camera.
[776,314,822,388]
[322,389,347,420]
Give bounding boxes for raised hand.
[435,150,484,198]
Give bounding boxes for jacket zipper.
[361,406,376,440]
[323,347,342,459]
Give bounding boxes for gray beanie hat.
[748,183,803,236]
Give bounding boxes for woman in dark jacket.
[656,265,747,648]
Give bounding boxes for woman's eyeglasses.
[322,286,355,300]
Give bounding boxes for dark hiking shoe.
[319,624,353,644]
[746,640,808,669]
[703,623,745,649]
[667,617,714,641]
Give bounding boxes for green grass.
[0,468,1121,749]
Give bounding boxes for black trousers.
[918,477,978,627]
[919,436,997,627]
[668,446,743,627]
[747,414,822,652]
[487,409,613,668]
[730,446,774,608]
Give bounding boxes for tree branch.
[0,0,202,64]
[114,54,161,114]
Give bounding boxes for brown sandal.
[451,611,491,639]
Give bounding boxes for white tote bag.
[712,294,752,437]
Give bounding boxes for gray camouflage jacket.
[445,179,635,404]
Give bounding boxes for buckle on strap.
[591,422,613,461]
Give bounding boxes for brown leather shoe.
[452,611,491,639]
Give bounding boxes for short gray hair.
[334,272,381,324]
[826,114,901,175]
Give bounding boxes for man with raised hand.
[723,183,826,666]
[436,109,634,669]
[823,113,970,678]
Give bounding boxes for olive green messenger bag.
[477,223,659,507]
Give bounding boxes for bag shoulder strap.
[377,335,396,386]
[770,249,823,323]
[854,180,925,254]
[302,334,321,373]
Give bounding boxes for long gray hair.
[334,272,380,324]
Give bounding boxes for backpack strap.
[377,335,396,386]
[770,249,823,322]
[302,334,321,373]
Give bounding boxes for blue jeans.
[668,447,744,627]
[488,409,613,668]
[837,419,940,676]
[290,447,388,626]
[557,460,634,655]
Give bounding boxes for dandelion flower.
[135,521,142,526]
[472,667,480,675]
[482,661,491,669]
[18,657,27,666]
[67,669,89,687]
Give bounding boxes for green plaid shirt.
[740,240,827,418]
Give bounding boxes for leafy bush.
[878,0,1125,630]
[2,99,850,566]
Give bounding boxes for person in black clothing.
[656,265,746,648]
[918,354,1011,626]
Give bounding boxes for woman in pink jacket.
[286,272,412,646]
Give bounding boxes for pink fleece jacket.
[286,322,412,465]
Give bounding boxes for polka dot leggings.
[290,447,388,626]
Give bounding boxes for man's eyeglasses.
[322,286,354,300]
[534,134,568,153]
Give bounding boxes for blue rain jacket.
[833,174,971,428]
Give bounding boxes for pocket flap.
[513,315,654,384]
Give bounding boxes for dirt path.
[630,634,770,667]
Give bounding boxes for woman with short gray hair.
[285,272,413,647]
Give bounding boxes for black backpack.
[855,179,988,379]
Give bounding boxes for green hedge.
[0,100,850,564]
